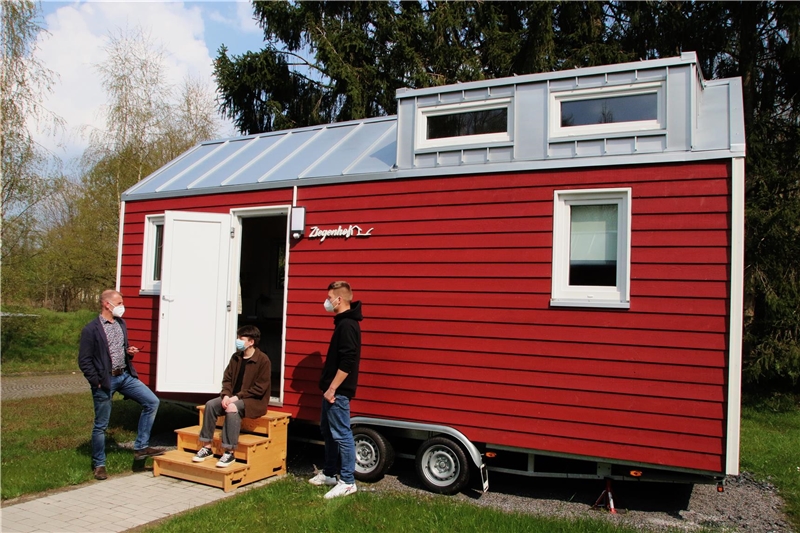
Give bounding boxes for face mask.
[323,298,337,313]
[111,304,125,318]
[235,339,246,351]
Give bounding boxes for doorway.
[236,214,287,400]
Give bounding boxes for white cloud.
[33,1,234,164]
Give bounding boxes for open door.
[156,210,232,393]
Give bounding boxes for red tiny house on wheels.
[118,53,745,493]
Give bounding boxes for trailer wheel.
[415,436,470,494]
[353,427,395,482]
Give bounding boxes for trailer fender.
[350,417,484,471]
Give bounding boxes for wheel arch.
[350,417,484,471]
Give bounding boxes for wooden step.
[196,407,291,437]
[153,450,251,492]
[175,426,271,464]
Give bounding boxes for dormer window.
[550,82,664,138]
[416,98,513,150]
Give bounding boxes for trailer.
[119,52,745,494]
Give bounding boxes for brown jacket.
[220,348,271,418]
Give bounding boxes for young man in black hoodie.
[309,281,363,499]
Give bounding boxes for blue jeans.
[320,395,355,484]
[91,371,160,468]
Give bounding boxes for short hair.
[237,325,261,346]
[100,290,121,308]
[328,280,353,303]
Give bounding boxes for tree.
[1,0,63,301]
[32,26,223,310]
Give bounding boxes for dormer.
[395,52,744,170]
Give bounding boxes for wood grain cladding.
[120,160,733,473]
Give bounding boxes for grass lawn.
[740,395,800,529]
[139,474,641,533]
[1,307,94,374]
[0,393,196,499]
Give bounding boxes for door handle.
[161,295,174,302]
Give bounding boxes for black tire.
[415,436,471,494]
[353,426,395,482]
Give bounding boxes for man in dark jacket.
[192,325,271,468]
[309,281,363,499]
[78,290,162,481]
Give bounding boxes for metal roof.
[122,53,744,203]
[123,116,398,200]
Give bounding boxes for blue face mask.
[235,339,246,351]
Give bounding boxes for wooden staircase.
[153,406,290,492]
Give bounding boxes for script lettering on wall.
[308,225,374,243]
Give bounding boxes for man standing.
[78,290,163,480]
[309,281,363,499]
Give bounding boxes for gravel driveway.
[2,373,794,532]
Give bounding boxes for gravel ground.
[287,442,794,533]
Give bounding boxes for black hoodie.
[319,300,363,399]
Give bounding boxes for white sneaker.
[324,481,357,499]
[308,471,338,486]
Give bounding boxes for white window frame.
[140,214,164,295]
[415,98,513,150]
[551,188,632,309]
[549,82,664,138]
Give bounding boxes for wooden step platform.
[154,409,290,492]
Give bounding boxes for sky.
[34,1,266,164]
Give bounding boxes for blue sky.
[35,1,267,162]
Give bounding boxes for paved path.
[1,372,86,400]
[0,470,278,533]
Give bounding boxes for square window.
[140,215,164,294]
[551,189,631,308]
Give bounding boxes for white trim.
[140,214,165,294]
[550,188,632,308]
[726,157,745,475]
[115,201,125,291]
[550,82,665,139]
[228,204,292,406]
[415,98,513,151]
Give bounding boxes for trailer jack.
[592,479,617,514]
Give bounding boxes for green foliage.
[0,307,95,374]
[0,394,196,499]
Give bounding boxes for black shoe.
[216,450,236,468]
[134,446,165,460]
[93,466,108,480]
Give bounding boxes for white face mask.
[111,304,125,318]
[324,297,337,313]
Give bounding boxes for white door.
[156,210,232,393]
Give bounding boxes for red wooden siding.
[119,160,732,474]
[284,160,732,474]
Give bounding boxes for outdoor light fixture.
[290,206,306,239]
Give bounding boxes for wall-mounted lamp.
[290,206,306,240]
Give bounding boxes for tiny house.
[119,53,745,494]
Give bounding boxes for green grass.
[0,393,196,499]
[141,475,641,533]
[740,394,800,529]
[1,307,95,374]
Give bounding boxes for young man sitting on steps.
[193,325,271,468]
